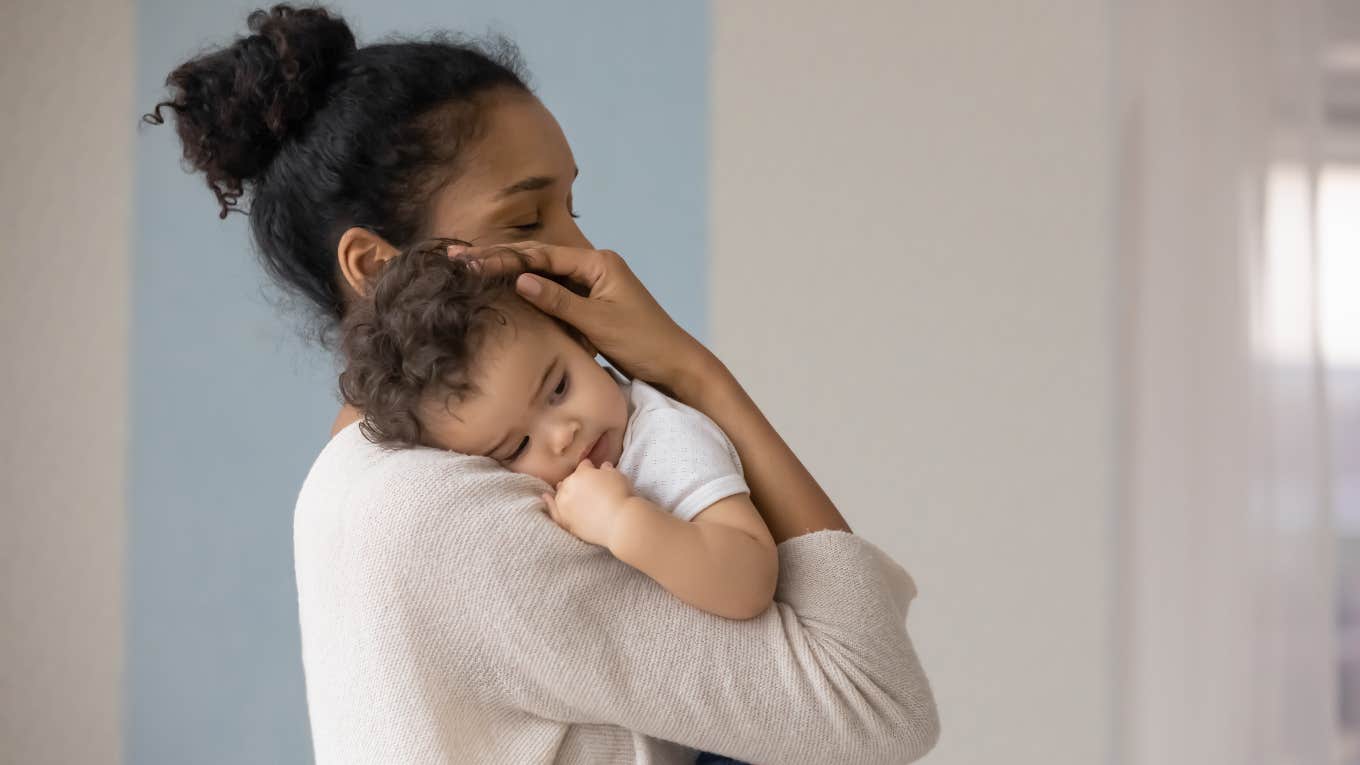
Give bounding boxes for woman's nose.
[548,215,592,249]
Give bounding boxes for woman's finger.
[515,242,612,290]
[464,240,703,391]
[515,273,589,326]
[460,244,544,283]
[466,241,609,292]
[457,242,536,273]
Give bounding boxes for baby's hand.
[541,460,635,548]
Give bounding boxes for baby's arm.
[611,492,778,620]
[543,461,778,620]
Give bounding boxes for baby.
[337,241,779,621]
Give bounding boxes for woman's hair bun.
[144,4,357,217]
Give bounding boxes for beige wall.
[0,1,132,763]
[711,3,1114,763]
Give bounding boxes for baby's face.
[420,306,629,487]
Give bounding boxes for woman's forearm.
[668,350,852,543]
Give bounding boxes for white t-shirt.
[604,366,750,522]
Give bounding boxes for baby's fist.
[542,460,635,547]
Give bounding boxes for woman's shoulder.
[295,421,549,542]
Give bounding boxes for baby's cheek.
[552,465,579,487]
[516,460,559,489]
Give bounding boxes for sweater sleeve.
[385,453,940,765]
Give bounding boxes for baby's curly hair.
[338,240,533,449]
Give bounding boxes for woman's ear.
[337,226,401,297]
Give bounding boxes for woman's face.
[426,92,592,250]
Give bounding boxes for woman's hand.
[454,242,850,543]
[455,241,713,393]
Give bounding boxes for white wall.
[0,1,133,763]
[711,4,1115,763]
[0,2,1121,761]
[1115,2,1340,763]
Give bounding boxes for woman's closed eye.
[509,203,581,232]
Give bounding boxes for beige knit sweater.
[294,421,939,764]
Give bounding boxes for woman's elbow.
[839,706,941,765]
[878,684,941,762]
[900,702,942,761]
[819,645,941,762]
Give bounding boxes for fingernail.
[602,461,612,470]
[517,273,541,297]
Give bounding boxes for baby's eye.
[506,436,529,462]
[552,373,569,399]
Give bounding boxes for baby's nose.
[553,420,581,455]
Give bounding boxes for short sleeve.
[618,406,750,521]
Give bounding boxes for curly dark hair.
[142,4,531,342]
[337,240,531,448]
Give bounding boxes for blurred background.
[2,1,1357,763]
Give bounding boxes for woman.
[146,5,939,763]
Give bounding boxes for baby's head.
[339,242,628,486]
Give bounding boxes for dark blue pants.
[695,751,750,764]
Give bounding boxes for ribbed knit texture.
[294,422,940,764]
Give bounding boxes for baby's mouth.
[583,431,609,467]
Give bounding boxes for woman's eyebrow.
[494,167,580,200]
[495,176,553,199]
